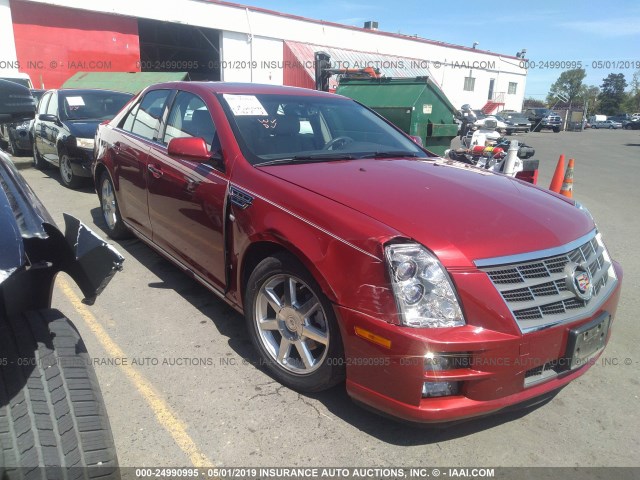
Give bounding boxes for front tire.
[58,149,83,189]
[99,172,131,240]
[244,253,345,393]
[0,309,119,478]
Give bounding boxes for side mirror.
[38,114,59,123]
[0,79,36,124]
[167,137,211,161]
[409,135,423,146]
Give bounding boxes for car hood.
[65,120,100,139]
[260,158,594,267]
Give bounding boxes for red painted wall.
[282,42,314,90]
[10,0,140,89]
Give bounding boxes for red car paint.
[93,82,622,423]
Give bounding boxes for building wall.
[221,32,283,85]
[0,0,19,70]
[10,0,140,89]
[11,0,526,110]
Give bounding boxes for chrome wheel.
[60,154,74,184]
[254,274,329,375]
[101,177,117,230]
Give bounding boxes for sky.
[241,0,640,99]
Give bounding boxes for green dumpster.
[335,76,459,156]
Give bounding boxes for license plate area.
[564,313,610,370]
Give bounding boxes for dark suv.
[525,108,562,132]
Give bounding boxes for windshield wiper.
[358,151,420,159]
[255,154,356,167]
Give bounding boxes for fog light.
[424,352,470,371]
[422,381,460,398]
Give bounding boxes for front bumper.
[337,261,622,424]
[69,147,94,178]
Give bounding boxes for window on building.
[464,76,476,92]
[508,82,518,95]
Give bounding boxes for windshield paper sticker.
[65,96,86,107]
[223,94,268,116]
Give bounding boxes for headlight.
[76,138,95,149]
[385,243,466,328]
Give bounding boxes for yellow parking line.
[58,277,214,468]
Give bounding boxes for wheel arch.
[239,239,339,309]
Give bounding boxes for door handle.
[185,178,200,193]
[147,164,163,178]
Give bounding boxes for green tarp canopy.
[62,72,190,94]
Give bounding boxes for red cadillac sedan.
[93,82,622,423]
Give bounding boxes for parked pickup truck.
[525,108,562,132]
[93,81,622,424]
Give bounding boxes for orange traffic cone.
[549,154,565,193]
[560,158,575,198]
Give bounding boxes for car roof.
[143,81,342,99]
[45,88,132,96]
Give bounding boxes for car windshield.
[218,93,430,166]
[60,91,132,121]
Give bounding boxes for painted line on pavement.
[58,277,214,468]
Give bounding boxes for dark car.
[3,89,45,156]
[525,108,562,132]
[93,81,621,424]
[0,79,123,475]
[623,119,640,130]
[499,112,531,134]
[32,88,132,188]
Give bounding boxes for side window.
[128,89,171,141]
[37,93,51,115]
[46,93,58,116]
[163,91,217,150]
[121,102,140,132]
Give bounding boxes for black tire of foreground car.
[32,142,48,170]
[0,309,119,478]
[98,172,131,240]
[244,253,345,393]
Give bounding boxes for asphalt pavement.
[7,127,640,468]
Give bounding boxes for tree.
[523,97,545,108]
[546,68,586,106]
[580,85,600,115]
[598,73,627,115]
[622,69,640,113]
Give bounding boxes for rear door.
[111,89,173,239]
[33,92,51,156]
[147,90,228,290]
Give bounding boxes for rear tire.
[32,142,48,170]
[98,172,131,240]
[0,309,119,478]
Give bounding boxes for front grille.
[524,360,562,387]
[480,232,617,333]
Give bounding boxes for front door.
[488,79,495,100]
[147,90,228,290]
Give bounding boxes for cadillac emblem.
[565,263,593,301]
